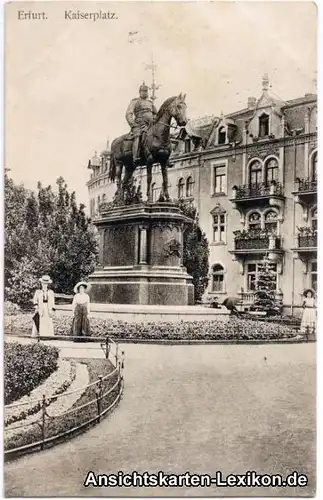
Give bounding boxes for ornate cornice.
[151,221,181,231]
[169,132,317,167]
[247,144,280,160]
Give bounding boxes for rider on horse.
[125,82,157,165]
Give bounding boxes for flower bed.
[4,358,121,458]
[5,361,88,439]
[4,313,298,341]
[4,342,59,405]
[5,360,76,427]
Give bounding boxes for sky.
[5,1,317,207]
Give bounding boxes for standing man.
[125,82,157,165]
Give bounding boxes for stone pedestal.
[88,202,194,305]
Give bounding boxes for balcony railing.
[233,182,284,201]
[294,177,317,194]
[298,233,317,249]
[233,232,282,251]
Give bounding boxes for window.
[248,212,261,232]
[247,264,257,291]
[152,183,159,202]
[249,160,262,186]
[178,178,185,198]
[259,113,269,137]
[218,127,226,144]
[184,139,191,153]
[311,207,317,231]
[310,261,317,292]
[247,262,277,291]
[265,158,279,185]
[264,211,278,235]
[213,165,226,194]
[312,152,317,181]
[213,213,226,243]
[212,264,225,292]
[186,176,194,197]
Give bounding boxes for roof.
[283,94,317,108]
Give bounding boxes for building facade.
[87,76,317,314]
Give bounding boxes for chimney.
[248,97,257,109]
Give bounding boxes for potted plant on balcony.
[297,226,317,248]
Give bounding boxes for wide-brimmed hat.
[39,275,52,284]
[74,281,91,294]
[303,288,315,297]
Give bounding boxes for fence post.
[105,337,110,360]
[41,394,46,450]
[115,343,119,367]
[96,376,103,422]
[121,351,125,370]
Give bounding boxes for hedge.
[4,342,59,405]
[5,313,297,341]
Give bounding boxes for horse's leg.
[122,164,134,190]
[146,159,153,202]
[160,161,170,201]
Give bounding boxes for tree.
[252,253,281,315]
[5,175,99,306]
[4,171,29,289]
[255,254,276,295]
[177,200,209,303]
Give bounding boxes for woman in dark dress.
[71,281,91,341]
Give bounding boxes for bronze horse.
[108,93,187,202]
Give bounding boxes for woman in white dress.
[300,288,316,335]
[31,275,55,338]
[71,281,91,342]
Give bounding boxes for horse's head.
[170,93,188,127]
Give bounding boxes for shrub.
[4,342,59,405]
[5,314,298,341]
[4,301,21,316]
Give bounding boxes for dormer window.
[218,126,226,144]
[259,113,269,137]
[184,139,191,153]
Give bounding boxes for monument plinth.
[88,202,194,305]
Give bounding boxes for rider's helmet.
[139,82,149,93]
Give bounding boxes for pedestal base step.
[57,304,231,324]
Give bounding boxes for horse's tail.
[108,149,116,183]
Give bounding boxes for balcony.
[292,177,317,209]
[231,181,284,210]
[230,230,283,261]
[292,228,317,260]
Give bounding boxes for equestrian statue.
[108,82,187,202]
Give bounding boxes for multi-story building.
[87,75,317,314]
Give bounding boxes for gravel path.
[46,362,89,417]
[4,343,316,497]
